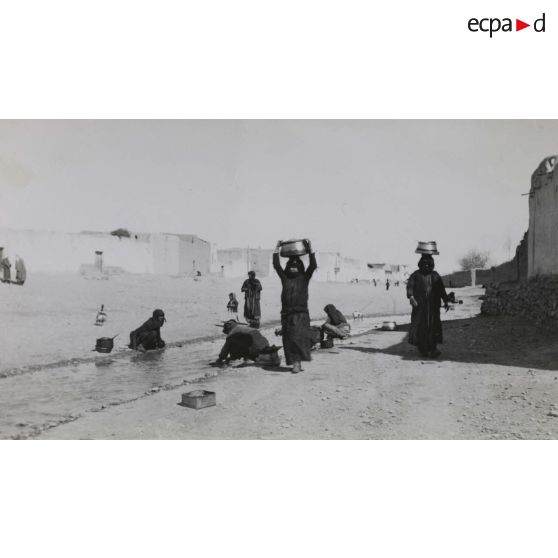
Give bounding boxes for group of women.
[225,240,450,374]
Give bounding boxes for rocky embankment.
[481,276,558,321]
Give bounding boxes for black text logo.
[468,13,546,37]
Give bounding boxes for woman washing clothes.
[321,304,351,341]
[273,239,317,373]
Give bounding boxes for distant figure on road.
[1,256,11,283]
[241,270,262,328]
[386,278,390,290]
[373,279,377,287]
[129,309,166,351]
[321,304,351,341]
[273,239,317,373]
[227,292,239,314]
[216,320,280,366]
[14,256,26,285]
[407,254,449,358]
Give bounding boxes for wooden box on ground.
[181,390,216,409]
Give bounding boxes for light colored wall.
[528,156,558,277]
[177,235,212,275]
[0,229,153,274]
[215,246,409,283]
[249,249,274,277]
[217,248,249,278]
[217,248,274,278]
[314,252,340,282]
[150,234,180,275]
[0,229,212,276]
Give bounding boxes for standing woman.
[273,239,317,373]
[241,271,262,328]
[407,254,450,358]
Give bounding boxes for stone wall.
[442,269,491,288]
[442,232,529,288]
[481,275,558,322]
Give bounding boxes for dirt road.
[35,288,558,440]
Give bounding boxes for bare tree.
[459,249,491,271]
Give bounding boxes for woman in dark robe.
[241,271,262,328]
[407,254,449,358]
[273,239,317,373]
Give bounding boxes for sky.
[0,120,556,273]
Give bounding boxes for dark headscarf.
[418,254,435,274]
[285,256,305,278]
[324,304,347,326]
[152,309,167,322]
[222,319,240,334]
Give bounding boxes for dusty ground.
[29,287,558,440]
[0,273,408,373]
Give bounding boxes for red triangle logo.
[516,19,530,31]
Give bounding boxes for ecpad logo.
[468,13,546,37]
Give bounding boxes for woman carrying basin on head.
[273,239,317,374]
[407,242,450,358]
[407,242,449,358]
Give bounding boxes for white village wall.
[0,229,212,276]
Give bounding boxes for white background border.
[1,1,557,557]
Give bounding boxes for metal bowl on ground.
[415,241,439,255]
[94,335,117,353]
[279,239,308,257]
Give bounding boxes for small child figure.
[95,304,107,326]
[227,293,239,314]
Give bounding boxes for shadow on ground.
[340,315,558,371]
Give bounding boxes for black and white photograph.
[1,3,557,557]
[1,120,557,440]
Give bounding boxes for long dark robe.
[218,325,270,361]
[407,270,449,354]
[241,279,262,321]
[273,252,317,365]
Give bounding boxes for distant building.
[217,247,274,278]
[367,263,410,283]
[0,229,213,276]
[215,246,410,283]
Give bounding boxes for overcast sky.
[1,120,556,273]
